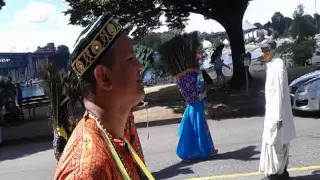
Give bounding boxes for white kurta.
[259,58,296,175]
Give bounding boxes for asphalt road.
[0,115,319,180]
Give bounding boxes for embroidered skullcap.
[260,39,277,50]
[70,13,123,79]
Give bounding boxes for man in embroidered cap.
[259,39,296,180]
[54,13,154,180]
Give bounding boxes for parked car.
[289,70,320,112]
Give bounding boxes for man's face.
[261,47,274,62]
[96,35,145,107]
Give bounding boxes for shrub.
[291,39,316,66]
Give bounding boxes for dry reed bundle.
[159,31,201,76]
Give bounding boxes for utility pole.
[316,0,318,32]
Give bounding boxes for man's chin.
[138,90,145,102]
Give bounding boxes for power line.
[300,0,312,5]
[296,0,319,14]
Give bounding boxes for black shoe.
[261,174,280,180]
[280,169,291,180]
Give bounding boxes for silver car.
[289,70,320,111]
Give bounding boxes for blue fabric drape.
[176,72,214,160]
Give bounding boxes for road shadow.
[215,145,260,161]
[145,68,320,121]
[292,174,320,180]
[151,161,197,180]
[293,110,320,119]
[0,139,52,161]
[151,146,259,179]
[145,81,266,121]
[1,134,53,146]
[312,170,320,174]
[136,118,181,128]
[144,85,185,114]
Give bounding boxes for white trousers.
[259,142,290,176]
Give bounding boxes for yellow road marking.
[188,165,320,180]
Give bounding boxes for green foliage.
[264,5,319,39]
[0,0,5,10]
[275,38,315,67]
[270,12,293,37]
[41,67,65,131]
[137,33,162,51]
[272,30,280,39]
[135,31,178,50]
[276,42,292,54]
[151,55,168,76]
[290,4,317,39]
[291,39,316,66]
[271,12,285,34]
[63,0,251,37]
[54,45,70,69]
[293,4,304,19]
[134,44,154,72]
[63,0,255,87]
[313,13,320,32]
[40,62,81,134]
[133,32,179,77]
[254,22,263,29]
[0,77,15,107]
[133,44,169,77]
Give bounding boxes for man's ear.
[94,65,112,90]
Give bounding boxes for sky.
[0,0,319,52]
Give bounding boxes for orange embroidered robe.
[124,112,144,163]
[54,113,144,180]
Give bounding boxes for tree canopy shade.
[55,45,70,69]
[0,0,5,10]
[64,0,252,86]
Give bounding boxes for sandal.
[181,159,192,163]
[212,149,219,156]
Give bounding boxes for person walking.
[259,39,296,180]
[211,44,230,90]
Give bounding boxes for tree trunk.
[224,18,250,88]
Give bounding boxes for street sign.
[244,57,251,67]
[243,52,251,67]
[243,52,252,94]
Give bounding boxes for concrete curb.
[0,104,265,147]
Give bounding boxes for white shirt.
[263,58,296,145]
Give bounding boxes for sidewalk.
[0,83,265,146]
[0,120,53,146]
[0,106,182,146]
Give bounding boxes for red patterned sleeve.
[54,127,112,180]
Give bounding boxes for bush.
[291,39,316,66]
[276,41,293,54]
[272,30,281,39]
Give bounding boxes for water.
[21,83,45,98]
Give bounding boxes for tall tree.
[313,13,320,32]
[271,12,285,35]
[0,0,5,10]
[290,4,316,39]
[54,45,70,69]
[63,0,252,87]
[282,17,293,34]
[253,22,263,29]
[137,32,162,51]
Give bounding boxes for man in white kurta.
[259,39,296,180]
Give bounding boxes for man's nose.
[137,59,145,72]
